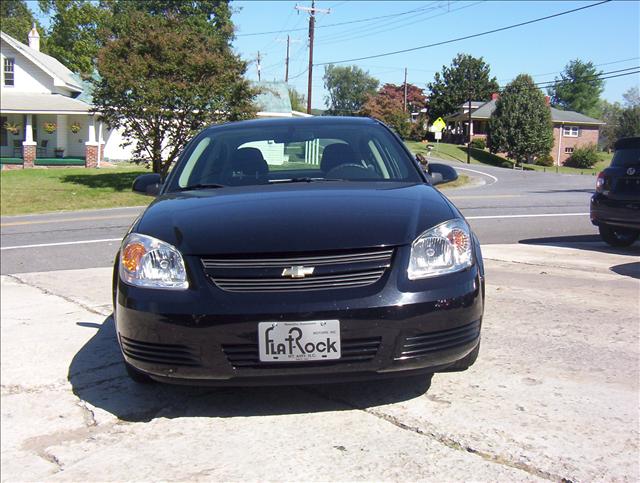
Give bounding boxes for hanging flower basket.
[43,122,57,134]
[70,122,82,134]
[4,121,20,135]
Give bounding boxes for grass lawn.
[1,166,152,216]
[405,141,610,176]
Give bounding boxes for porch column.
[97,121,105,167]
[56,115,68,157]
[84,115,98,168]
[22,114,36,168]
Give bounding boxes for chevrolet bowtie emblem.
[282,265,315,278]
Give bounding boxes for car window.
[611,147,640,168]
[170,122,422,189]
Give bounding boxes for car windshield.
[168,122,422,190]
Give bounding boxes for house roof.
[0,30,83,92]
[0,91,92,114]
[448,99,604,125]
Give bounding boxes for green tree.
[427,53,499,120]
[288,87,306,112]
[489,74,554,164]
[548,59,604,117]
[616,106,640,139]
[598,100,622,151]
[0,0,47,50]
[92,11,257,175]
[323,64,379,115]
[39,0,108,76]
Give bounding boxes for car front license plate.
[258,320,341,362]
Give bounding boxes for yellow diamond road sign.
[432,117,446,132]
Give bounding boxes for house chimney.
[491,92,500,101]
[28,23,40,51]
[545,95,550,106]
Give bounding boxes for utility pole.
[403,67,408,113]
[277,36,301,83]
[256,51,262,81]
[296,2,330,113]
[467,68,472,164]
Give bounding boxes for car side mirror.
[133,173,162,196]
[428,163,458,186]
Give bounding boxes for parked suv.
[590,137,640,247]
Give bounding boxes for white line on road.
[1,238,121,251]
[454,166,499,184]
[467,213,589,220]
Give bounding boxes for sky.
[231,0,640,110]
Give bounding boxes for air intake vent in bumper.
[120,335,200,366]
[397,320,480,360]
[222,337,382,369]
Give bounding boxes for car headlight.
[408,219,473,280]
[119,233,188,290]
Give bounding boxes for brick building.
[446,95,604,165]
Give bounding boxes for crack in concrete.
[76,400,98,427]
[1,382,68,396]
[6,274,110,317]
[301,387,572,483]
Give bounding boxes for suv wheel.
[599,225,639,247]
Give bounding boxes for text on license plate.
[258,320,341,362]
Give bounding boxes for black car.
[113,117,484,385]
[591,137,640,247]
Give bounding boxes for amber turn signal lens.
[122,242,146,272]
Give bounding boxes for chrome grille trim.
[215,269,385,292]
[202,248,394,292]
[202,248,394,268]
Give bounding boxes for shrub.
[535,154,554,166]
[469,138,486,150]
[407,122,427,141]
[565,144,598,168]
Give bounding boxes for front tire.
[599,225,639,247]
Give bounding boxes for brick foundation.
[85,144,98,168]
[22,144,36,168]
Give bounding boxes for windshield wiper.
[177,183,225,191]
[268,177,343,184]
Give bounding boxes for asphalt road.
[0,161,605,274]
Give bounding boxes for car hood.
[134,182,457,255]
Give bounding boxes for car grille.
[201,248,394,293]
[396,320,481,360]
[120,335,201,366]
[222,337,382,369]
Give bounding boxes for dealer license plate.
[258,320,341,362]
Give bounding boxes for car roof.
[614,137,640,150]
[204,116,382,133]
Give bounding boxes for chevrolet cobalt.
[113,117,484,385]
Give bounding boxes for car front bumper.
[114,251,484,386]
[591,193,640,230]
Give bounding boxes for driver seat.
[320,143,358,174]
[223,148,269,185]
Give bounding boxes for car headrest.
[224,148,269,184]
[320,143,357,173]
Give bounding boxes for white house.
[0,27,133,168]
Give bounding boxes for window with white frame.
[3,58,15,86]
[563,126,579,137]
[564,147,574,154]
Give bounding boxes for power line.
[316,1,483,46]
[528,66,639,90]
[497,56,640,82]
[313,0,612,66]
[235,3,439,37]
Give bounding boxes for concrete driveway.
[2,243,638,481]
